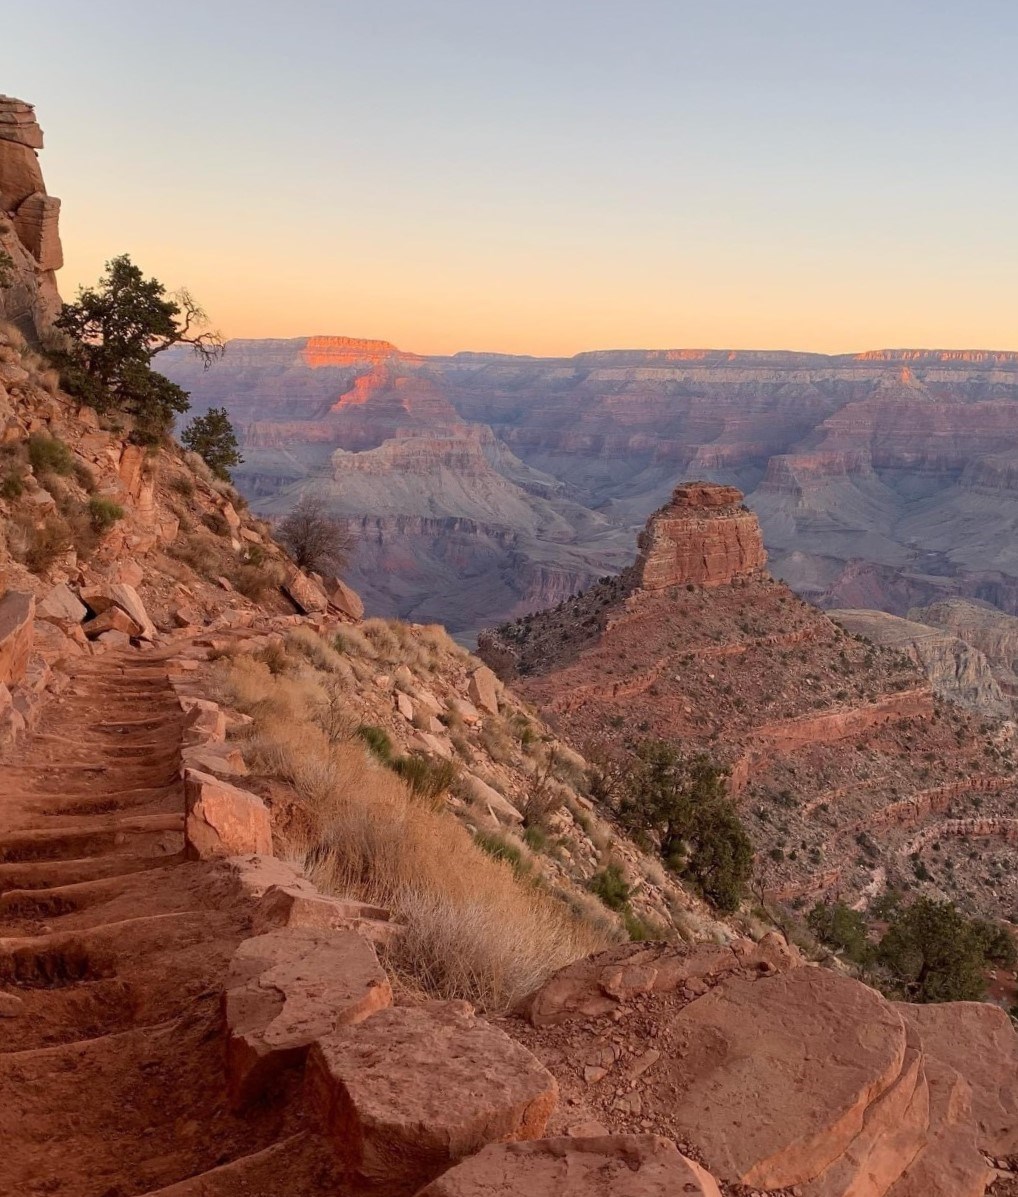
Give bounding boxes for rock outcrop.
[0,96,62,338]
[635,483,767,590]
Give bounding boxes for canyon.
[165,338,1018,640]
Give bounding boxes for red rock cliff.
[634,483,767,590]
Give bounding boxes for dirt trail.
[0,650,346,1197]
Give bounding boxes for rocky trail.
[0,648,345,1197]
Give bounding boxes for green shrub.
[389,754,458,808]
[807,901,872,964]
[1,469,24,499]
[589,863,631,912]
[357,724,393,763]
[28,433,74,476]
[474,830,529,877]
[523,824,549,853]
[87,496,125,533]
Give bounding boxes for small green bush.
[27,433,74,477]
[389,754,458,808]
[589,863,631,912]
[357,724,393,763]
[474,830,529,877]
[88,496,125,533]
[1,469,24,499]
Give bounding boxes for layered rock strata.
[0,96,62,337]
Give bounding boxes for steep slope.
[830,607,1012,719]
[164,340,1018,633]
[480,483,1018,921]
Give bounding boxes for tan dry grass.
[215,645,610,1010]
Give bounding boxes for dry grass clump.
[216,647,611,1011]
[333,624,377,659]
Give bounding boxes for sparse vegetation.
[27,432,74,476]
[55,253,223,439]
[277,491,353,574]
[618,740,752,912]
[87,495,124,533]
[180,407,242,481]
[213,642,609,1010]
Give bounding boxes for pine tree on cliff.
[181,407,243,481]
[55,254,223,440]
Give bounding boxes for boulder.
[183,768,272,859]
[324,575,365,620]
[180,696,227,744]
[36,583,86,625]
[223,927,391,1108]
[467,666,499,715]
[283,567,329,615]
[0,590,34,684]
[180,743,248,776]
[416,1135,722,1197]
[897,999,1018,1157]
[252,883,400,947]
[519,936,798,1028]
[83,606,143,640]
[658,967,910,1189]
[306,1000,557,1193]
[461,773,523,826]
[97,630,131,650]
[80,582,156,640]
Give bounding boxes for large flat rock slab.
[897,999,1018,1158]
[660,966,907,1189]
[223,926,391,1107]
[307,1000,557,1193]
[415,1135,722,1196]
[184,769,272,859]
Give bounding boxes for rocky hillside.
[481,483,1018,925]
[165,337,1018,634]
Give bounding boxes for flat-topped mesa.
[0,95,62,338]
[634,482,767,590]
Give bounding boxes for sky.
[6,1,1018,356]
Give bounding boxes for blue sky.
[6,1,1018,354]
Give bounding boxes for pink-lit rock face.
[635,484,766,590]
[0,95,62,337]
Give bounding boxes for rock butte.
[482,483,1018,921]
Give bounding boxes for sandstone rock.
[898,999,1018,1157]
[172,604,199,628]
[283,567,328,615]
[12,192,62,270]
[223,926,391,1108]
[180,743,248,776]
[0,590,34,684]
[461,773,523,826]
[660,967,908,1189]
[97,630,131,650]
[0,990,24,1017]
[180,697,227,744]
[415,1135,722,1197]
[396,691,414,721]
[0,137,44,211]
[324,575,365,620]
[36,583,86,625]
[251,883,399,947]
[449,697,482,725]
[519,936,799,1028]
[635,483,766,590]
[83,606,142,640]
[307,1000,557,1192]
[468,665,499,715]
[115,560,145,588]
[183,768,272,859]
[0,96,44,149]
[221,501,241,531]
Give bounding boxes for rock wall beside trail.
[0,96,62,339]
